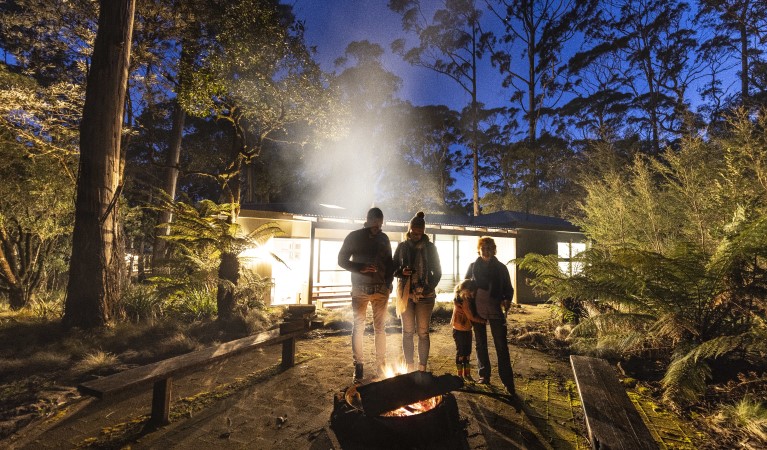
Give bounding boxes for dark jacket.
[465,256,513,319]
[338,227,394,288]
[393,235,442,298]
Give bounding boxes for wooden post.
[281,337,296,368]
[150,377,172,427]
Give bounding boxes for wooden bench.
[78,305,315,427]
[570,355,658,450]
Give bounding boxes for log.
[357,372,463,416]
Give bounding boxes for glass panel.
[270,238,310,305]
[557,242,571,259]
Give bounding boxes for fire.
[381,362,410,378]
[377,362,442,417]
[380,395,442,417]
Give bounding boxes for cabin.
[237,204,587,308]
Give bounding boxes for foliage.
[151,197,283,320]
[0,66,76,310]
[518,109,767,407]
[711,396,767,446]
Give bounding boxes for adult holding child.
[393,212,442,372]
[465,236,516,395]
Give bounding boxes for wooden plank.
[570,355,657,450]
[78,328,303,399]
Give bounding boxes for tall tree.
[0,66,77,309]
[697,0,767,106]
[307,40,401,212]
[386,104,465,213]
[389,0,492,216]
[486,0,597,142]
[571,0,700,153]
[63,0,136,329]
[180,0,337,214]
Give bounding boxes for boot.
[462,362,475,382]
[353,363,364,384]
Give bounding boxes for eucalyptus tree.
[385,104,466,214]
[485,0,597,143]
[389,0,492,216]
[697,0,767,106]
[0,0,97,87]
[0,66,77,309]
[179,0,338,216]
[571,0,701,154]
[63,0,136,329]
[306,40,400,212]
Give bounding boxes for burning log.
[357,371,463,416]
[330,371,466,447]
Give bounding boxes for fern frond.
[662,351,711,406]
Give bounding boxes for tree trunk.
[217,252,240,320]
[63,0,136,330]
[7,286,33,310]
[152,99,186,266]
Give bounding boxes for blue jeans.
[473,318,514,389]
[351,288,389,370]
[400,298,435,367]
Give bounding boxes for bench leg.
[282,337,296,369]
[150,377,172,427]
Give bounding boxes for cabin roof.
[241,203,581,233]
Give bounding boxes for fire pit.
[330,371,466,447]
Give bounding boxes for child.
[450,279,486,381]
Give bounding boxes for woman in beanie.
[393,212,442,372]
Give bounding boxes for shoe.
[505,384,516,395]
[478,377,490,384]
[353,364,364,384]
[464,372,476,382]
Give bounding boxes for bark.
[217,252,240,320]
[63,0,136,329]
[8,286,34,310]
[0,223,52,310]
[152,99,186,266]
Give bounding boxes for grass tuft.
[73,351,120,375]
[713,397,767,444]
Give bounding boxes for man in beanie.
[393,211,442,372]
[338,207,394,383]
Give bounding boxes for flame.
[381,362,410,378]
[380,396,442,417]
[376,363,442,417]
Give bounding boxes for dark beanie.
[410,211,425,229]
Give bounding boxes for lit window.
[558,241,586,276]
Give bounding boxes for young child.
[450,279,486,381]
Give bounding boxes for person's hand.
[360,264,377,273]
[503,299,511,311]
[402,266,413,276]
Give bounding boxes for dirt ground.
[3,304,699,449]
